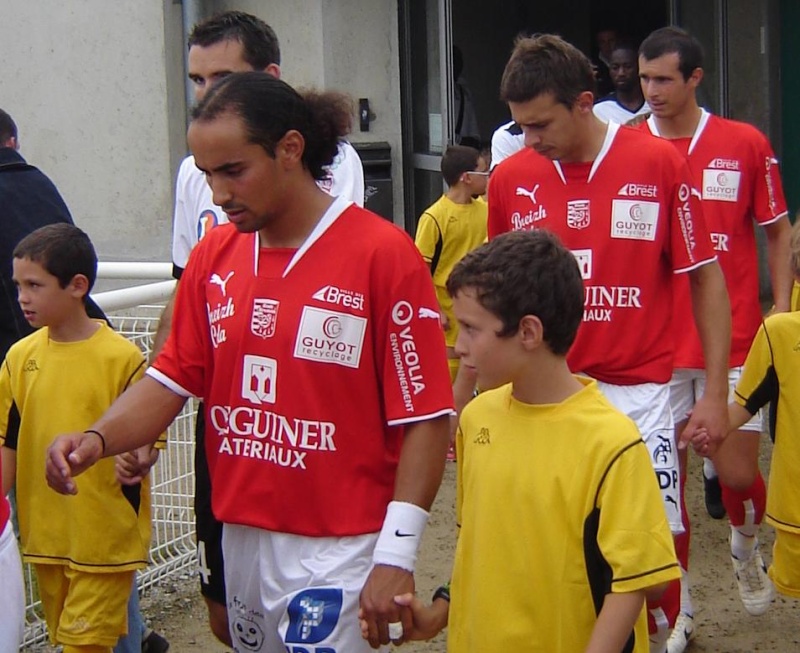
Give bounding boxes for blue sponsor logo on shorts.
[285,588,343,644]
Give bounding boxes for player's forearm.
[151,290,177,361]
[728,401,755,433]
[90,376,186,457]
[393,415,450,510]
[765,217,793,312]
[585,590,645,653]
[689,262,731,396]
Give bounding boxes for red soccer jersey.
[489,123,715,385]
[642,111,788,367]
[150,198,454,537]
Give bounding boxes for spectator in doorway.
[593,43,650,124]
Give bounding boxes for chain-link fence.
[20,306,197,648]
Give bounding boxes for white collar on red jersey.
[252,194,353,277]
[645,108,711,155]
[551,120,620,184]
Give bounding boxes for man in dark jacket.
[0,108,76,358]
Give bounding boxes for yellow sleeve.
[599,438,680,593]
[733,322,774,414]
[0,357,13,446]
[791,281,800,312]
[414,211,442,264]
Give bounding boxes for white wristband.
[372,501,430,572]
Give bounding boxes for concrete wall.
[3,0,402,266]
[215,0,404,222]
[2,1,186,262]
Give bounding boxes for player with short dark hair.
[489,33,731,653]
[153,11,366,644]
[377,230,680,651]
[46,72,453,653]
[638,25,793,652]
[187,10,281,73]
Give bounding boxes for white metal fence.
[19,302,197,648]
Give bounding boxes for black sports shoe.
[703,473,726,519]
[142,629,170,653]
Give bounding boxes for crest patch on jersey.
[567,199,590,229]
[251,299,280,339]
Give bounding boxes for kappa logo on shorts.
[567,199,590,229]
[251,298,280,339]
[241,354,277,405]
[285,588,343,644]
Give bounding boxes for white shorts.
[222,524,388,653]
[596,381,683,535]
[669,367,761,432]
[0,519,25,653]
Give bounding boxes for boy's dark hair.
[441,145,481,187]
[193,72,350,180]
[447,231,584,355]
[188,10,281,69]
[13,223,97,295]
[0,108,18,144]
[639,27,704,81]
[500,34,597,107]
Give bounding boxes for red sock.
[674,452,690,571]
[722,473,766,528]
[647,576,681,633]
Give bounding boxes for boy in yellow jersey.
[414,145,489,383]
[701,218,800,600]
[0,224,160,653]
[383,231,680,652]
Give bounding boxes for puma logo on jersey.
[515,184,540,204]
[210,271,234,296]
[418,307,440,320]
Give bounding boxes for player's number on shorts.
[197,541,212,585]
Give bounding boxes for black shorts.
[194,405,226,604]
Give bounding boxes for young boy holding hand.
[387,231,680,651]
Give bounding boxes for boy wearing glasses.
[415,145,489,383]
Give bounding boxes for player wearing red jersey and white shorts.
[154,12,366,646]
[46,73,452,653]
[489,34,731,653]
[639,28,793,650]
